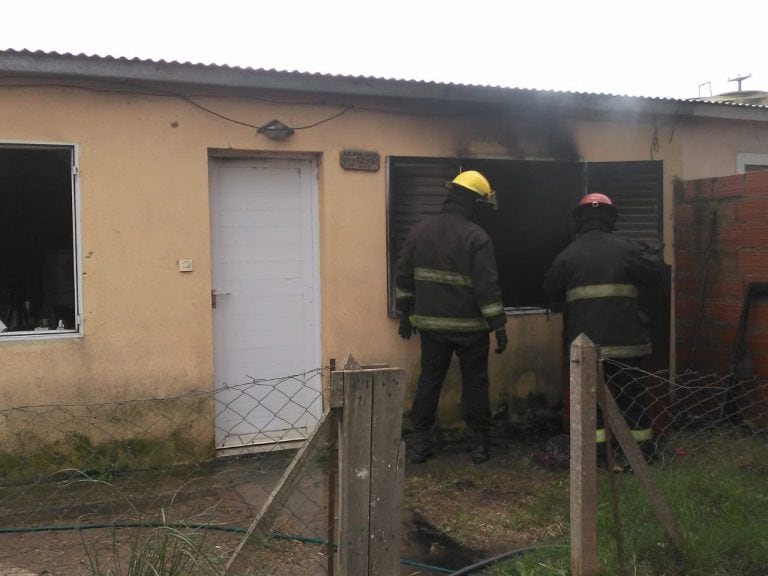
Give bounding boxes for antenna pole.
[728,73,752,92]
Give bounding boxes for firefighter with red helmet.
[396,170,508,465]
[543,192,665,462]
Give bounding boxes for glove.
[398,317,414,340]
[494,329,508,354]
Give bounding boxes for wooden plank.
[569,334,599,576]
[596,373,685,551]
[369,369,406,575]
[330,369,344,408]
[224,410,333,574]
[360,363,389,370]
[326,409,339,576]
[339,370,374,575]
[334,405,344,576]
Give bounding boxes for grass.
[11,426,763,576]
[82,523,227,576]
[488,433,768,576]
[0,429,211,486]
[81,525,329,576]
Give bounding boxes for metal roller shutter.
[387,158,456,315]
[586,161,663,246]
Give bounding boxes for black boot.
[471,430,490,464]
[410,431,432,464]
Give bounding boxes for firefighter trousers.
[599,357,653,441]
[410,330,491,435]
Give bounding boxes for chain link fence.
[0,368,334,576]
[3,358,767,576]
[595,358,768,575]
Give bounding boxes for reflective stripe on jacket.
[566,283,638,302]
[395,204,506,333]
[543,228,663,357]
[596,427,652,443]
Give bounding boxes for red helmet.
[574,192,618,216]
[578,192,613,208]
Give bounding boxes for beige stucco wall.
[4,81,758,444]
[677,117,768,180]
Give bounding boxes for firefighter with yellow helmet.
[396,169,507,464]
[543,192,665,463]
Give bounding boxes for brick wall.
[675,171,768,425]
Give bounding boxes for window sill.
[0,330,81,342]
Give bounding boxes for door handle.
[211,290,232,309]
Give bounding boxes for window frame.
[386,156,663,318]
[0,141,82,341]
[736,152,768,174]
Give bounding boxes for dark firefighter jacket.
[543,227,664,359]
[395,203,506,333]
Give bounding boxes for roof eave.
[1,50,768,122]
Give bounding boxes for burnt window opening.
[0,145,79,337]
[387,157,663,316]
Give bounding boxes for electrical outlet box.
[178,258,193,272]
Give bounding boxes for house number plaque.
[340,149,380,172]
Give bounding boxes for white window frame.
[736,152,768,174]
[0,141,82,341]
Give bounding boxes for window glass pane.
[0,145,77,335]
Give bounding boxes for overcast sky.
[1,0,764,100]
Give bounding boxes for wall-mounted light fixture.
[257,119,295,141]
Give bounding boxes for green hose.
[446,544,566,575]
[0,521,247,535]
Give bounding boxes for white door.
[209,157,321,450]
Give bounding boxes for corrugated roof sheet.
[1,48,766,113]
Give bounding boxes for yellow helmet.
[447,170,497,209]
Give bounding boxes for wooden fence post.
[337,363,406,576]
[570,334,599,576]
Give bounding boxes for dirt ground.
[0,429,566,576]
[400,429,568,575]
